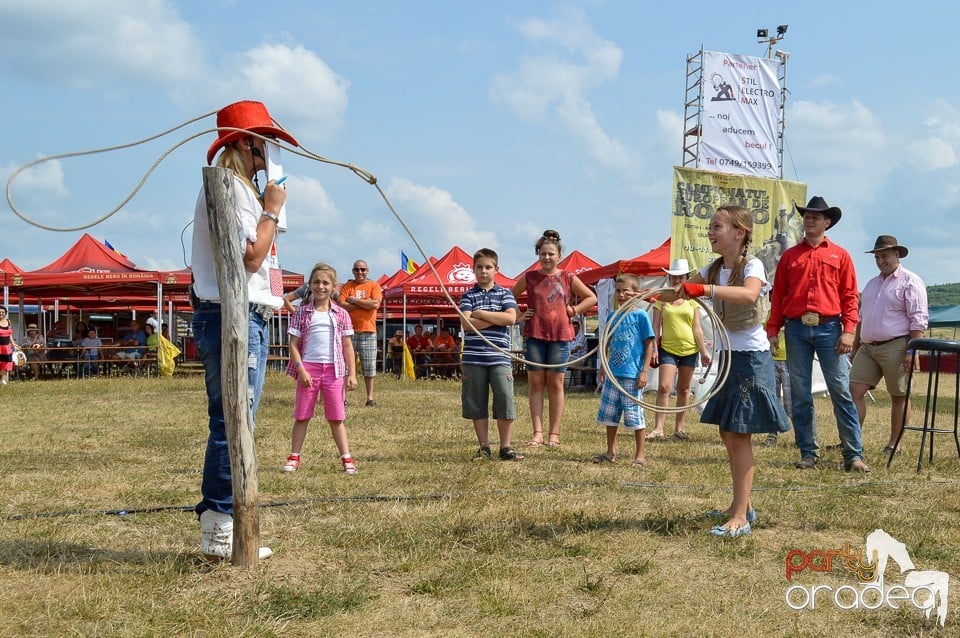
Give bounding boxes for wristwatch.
[261,211,280,223]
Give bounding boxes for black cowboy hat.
[796,195,842,227]
[866,235,908,258]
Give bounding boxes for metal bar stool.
[887,338,960,472]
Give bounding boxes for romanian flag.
[401,251,419,274]
[103,239,127,259]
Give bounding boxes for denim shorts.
[524,337,571,373]
[658,348,699,369]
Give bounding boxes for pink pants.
[294,361,346,422]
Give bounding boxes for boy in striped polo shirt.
[459,248,523,461]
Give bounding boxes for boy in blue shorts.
[460,248,523,461]
[593,274,655,467]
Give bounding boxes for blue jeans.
[785,317,863,464]
[193,304,269,516]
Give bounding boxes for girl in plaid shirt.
[282,263,359,474]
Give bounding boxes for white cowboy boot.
[200,510,273,560]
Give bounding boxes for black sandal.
[499,447,524,461]
[473,446,492,461]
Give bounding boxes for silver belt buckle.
[801,312,820,327]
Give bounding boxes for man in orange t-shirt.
[339,259,382,406]
[432,326,458,378]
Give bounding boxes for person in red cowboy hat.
[191,100,299,561]
[766,195,870,473]
[850,235,928,457]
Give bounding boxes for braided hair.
[705,205,753,285]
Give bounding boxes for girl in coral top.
[513,230,596,447]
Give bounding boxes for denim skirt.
[700,350,791,435]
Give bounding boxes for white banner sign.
[698,50,782,178]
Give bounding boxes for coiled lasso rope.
[596,287,732,412]
[5,110,731,406]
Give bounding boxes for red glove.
[682,282,706,298]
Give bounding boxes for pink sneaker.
[281,455,301,473]
[341,455,357,474]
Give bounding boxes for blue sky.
[2,0,959,286]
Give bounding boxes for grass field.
[1,369,958,637]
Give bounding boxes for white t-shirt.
[191,174,282,308]
[302,310,335,364]
[699,257,770,352]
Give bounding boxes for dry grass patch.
[0,371,958,636]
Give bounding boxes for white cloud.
[285,174,342,228]
[3,157,68,199]
[0,0,202,88]
[807,74,843,89]
[490,10,631,171]
[905,137,957,170]
[385,177,496,251]
[230,44,350,141]
[787,99,890,205]
[2,157,72,231]
[905,100,960,171]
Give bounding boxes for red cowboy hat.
[206,100,299,165]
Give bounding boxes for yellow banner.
[671,167,807,278]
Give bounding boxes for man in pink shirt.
[850,235,928,457]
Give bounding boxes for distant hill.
[927,283,960,306]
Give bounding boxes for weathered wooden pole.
[202,166,261,567]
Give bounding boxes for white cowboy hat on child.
[663,258,693,276]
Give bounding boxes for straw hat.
[26,323,38,332]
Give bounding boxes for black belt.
[862,335,909,347]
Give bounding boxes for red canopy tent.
[1,257,25,309]
[8,234,185,299]
[7,236,303,311]
[379,269,411,291]
[0,258,24,276]
[1,257,24,286]
[577,238,671,285]
[385,246,516,303]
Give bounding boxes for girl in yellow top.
[647,259,711,441]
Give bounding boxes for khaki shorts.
[850,337,909,396]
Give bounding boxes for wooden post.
[202,166,261,567]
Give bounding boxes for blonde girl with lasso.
[676,205,790,538]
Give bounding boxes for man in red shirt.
[406,325,432,379]
[767,196,869,473]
